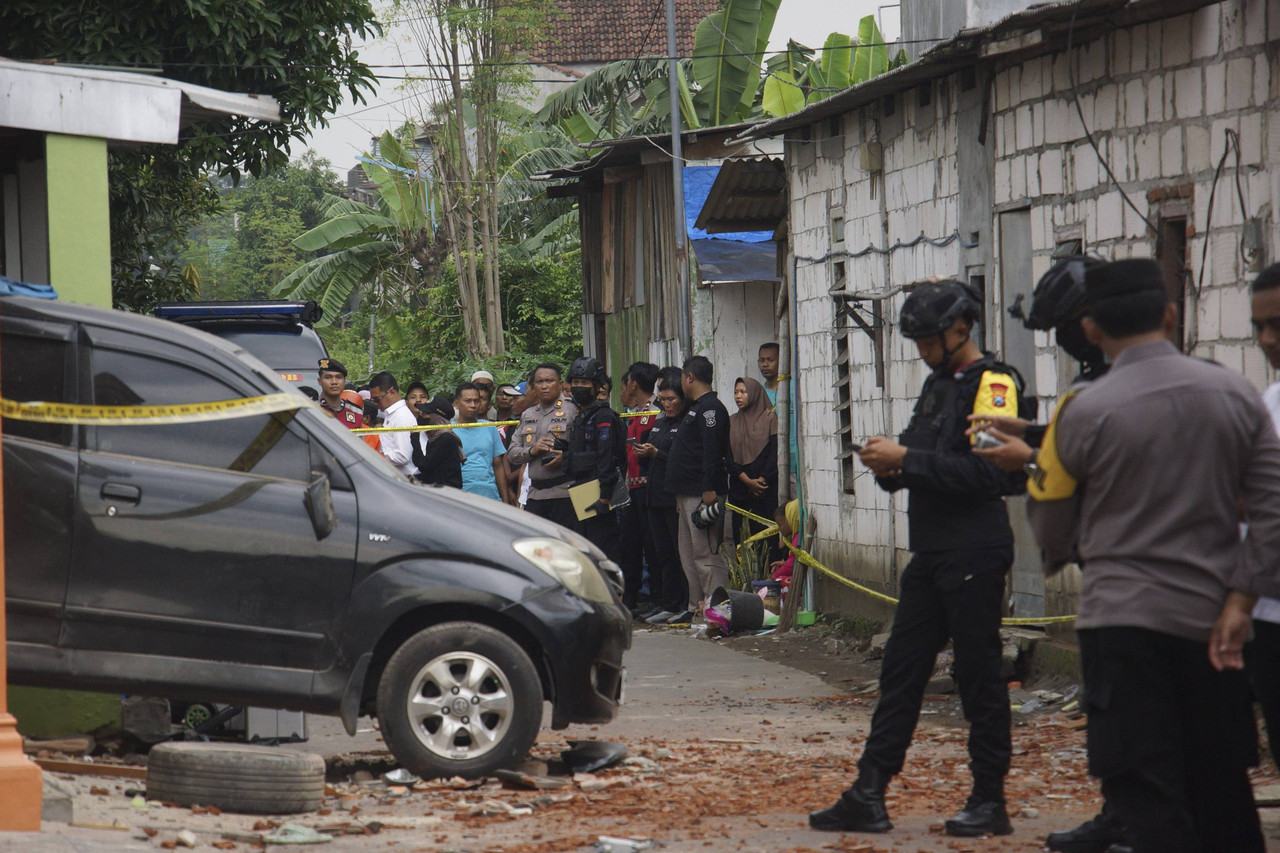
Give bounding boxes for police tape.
[723,501,1078,626]
[351,409,661,435]
[0,394,302,425]
[353,420,519,435]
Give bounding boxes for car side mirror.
[304,473,337,540]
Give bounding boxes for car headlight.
[513,538,614,604]
[558,529,606,562]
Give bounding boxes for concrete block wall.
[991,0,1278,399]
[788,85,969,606]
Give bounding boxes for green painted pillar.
[45,134,111,307]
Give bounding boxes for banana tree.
[690,0,780,126]
[761,15,909,119]
[274,131,434,338]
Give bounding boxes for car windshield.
[216,328,325,372]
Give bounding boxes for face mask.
[570,386,595,406]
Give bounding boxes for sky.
[295,0,902,172]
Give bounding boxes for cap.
[471,370,495,384]
[318,357,347,376]
[497,383,520,396]
[514,381,528,395]
[1084,259,1165,303]
[358,389,371,402]
[419,394,455,420]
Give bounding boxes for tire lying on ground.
[146,742,325,814]
[377,622,542,779]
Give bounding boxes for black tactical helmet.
[1020,256,1102,331]
[567,355,605,385]
[899,280,981,339]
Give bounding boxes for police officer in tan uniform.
[507,362,577,528]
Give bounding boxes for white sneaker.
[644,610,677,624]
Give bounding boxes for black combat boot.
[1045,807,1126,852]
[808,765,893,833]
[944,778,1012,838]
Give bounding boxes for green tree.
[275,131,440,329]
[0,0,379,310]
[180,154,344,302]
[316,249,584,391]
[394,0,555,358]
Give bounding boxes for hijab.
[729,376,778,465]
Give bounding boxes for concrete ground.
[6,628,1279,852]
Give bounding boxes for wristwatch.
[1022,448,1040,479]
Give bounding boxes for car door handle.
[100,483,141,505]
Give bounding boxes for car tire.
[146,742,325,814]
[376,622,542,779]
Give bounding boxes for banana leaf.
[820,32,853,92]
[292,212,396,252]
[762,70,806,118]
[852,15,889,84]
[691,0,765,126]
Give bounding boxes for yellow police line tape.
[724,501,1078,626]
[351,409,662,435]
[0,394,302,425]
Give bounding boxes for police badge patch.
[703,409,716,427]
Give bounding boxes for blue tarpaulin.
[683,165,777,283]
[0,276,57,299]
[683,166,772,243]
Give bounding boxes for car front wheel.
[376,622,542,779]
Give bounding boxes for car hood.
[360,471,608,571]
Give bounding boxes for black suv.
[2,295,629,778]
[153,300,331,395]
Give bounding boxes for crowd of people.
[306,346,787,626]
[808,260,1280,853]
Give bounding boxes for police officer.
[564,356,627,561]
[967,258,1125,853]
[811,280,1028,838]
[507,363,577,527]
[316,358,364,428]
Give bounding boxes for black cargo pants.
[859,547,1012,799]
[1079,626,1263,853]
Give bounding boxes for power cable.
[1065,5,1156,236]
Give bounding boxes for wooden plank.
[603,166,642,185]
[35,758,147,780]
[601,183,616,315]
[544,182,580,199]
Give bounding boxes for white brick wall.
[784,0,1280,620]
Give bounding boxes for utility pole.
[666,0,691,359]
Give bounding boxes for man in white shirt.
[369,370,418,478]
[1248,264,1280,769]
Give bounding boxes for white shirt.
[380,398,419,477]
[1254,382,1280,624]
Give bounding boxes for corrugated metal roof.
[535,121,755,181]
[694,157,786,234]
[733,0,1218,140]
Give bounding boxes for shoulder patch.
[703,409,717,428]
[1028,391,1080,502]
[973,370,1019,420]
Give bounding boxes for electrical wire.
[47,38,941,75]
[792,230,981,275]
[1195,127,1249,302]
[1065,4,1156,236]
